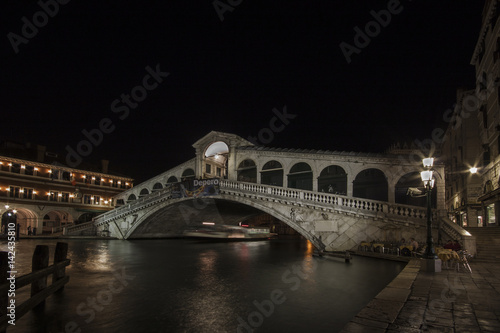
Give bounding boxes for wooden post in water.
[0,252,8,333]
[53,242,68,291]
[31,245,49,309]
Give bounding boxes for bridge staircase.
[63,221,97,236]
[465,227,500,262]
[91,186,174,233]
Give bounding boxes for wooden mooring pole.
[0,242,70,331]
[31,245,49,309]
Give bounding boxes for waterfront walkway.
[340,256,500,332]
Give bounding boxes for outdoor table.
[360,242,371,251]
[437,248,460,265]
[399,245,413,256]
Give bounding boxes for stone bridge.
[70,131,475,252]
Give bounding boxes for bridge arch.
[317,165,347,195]
[203,141,229,179]
[122,196,323,249]
[395,172,437,208]
[181,168,195,181]
[139,188,150,197]
[261,160,284,187]
[353,168,388,201]
[237,159,257,183]
[127,194,137,202]
[153,182,163,191]
[288,162,313,191]
[167,176,178,183]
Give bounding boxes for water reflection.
[5,239,406,333]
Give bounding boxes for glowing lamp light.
[470,167,478,174]
[33,191,37,195]
[82,175,86,179]
[202,222,215,226]
[4,205,9,209]
[8,163,12,167]
[58,193,62,197]
[422,158,434,168]
[34,167,39,171]
[21,165,26,169]
[420,170,435,188]
[48,169,52,173]
[12,209,17,214]
[117,181,121,184]
[109,180,113,183]
[92,177,96,180]
[101,178,105,182]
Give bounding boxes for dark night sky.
[0,1,484,183]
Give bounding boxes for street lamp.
[420,157,437,259]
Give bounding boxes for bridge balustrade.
[92,186,173,226]
[220,180,431,223]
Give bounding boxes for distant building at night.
[442,89,483,227]
[0,141,133,235]
[466,0,500,227]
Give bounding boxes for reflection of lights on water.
[199,250,217,274]
[305,241,313,256]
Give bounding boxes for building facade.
[0,142,133,235]
[442,89,483,227]
[469,0,500,227]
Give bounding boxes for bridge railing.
[220,180,431,223]
[94,186,173,225]
[63,221,97,236]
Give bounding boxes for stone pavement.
[340,258,500,332]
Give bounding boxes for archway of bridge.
[317,165,347,195]
[353,168,388,201]
[127,198,303,240]
[237,159,257,183]
[395,172,437,208]
[203,141,229,179]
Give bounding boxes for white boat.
[183,225,275,240]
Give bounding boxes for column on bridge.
[346,173,355,198]
[227,145,237,181]
[387,177,397,204]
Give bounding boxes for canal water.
[2,239,405,332]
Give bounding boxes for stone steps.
[465,227,500,262]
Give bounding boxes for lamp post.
[421,157,437,260]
